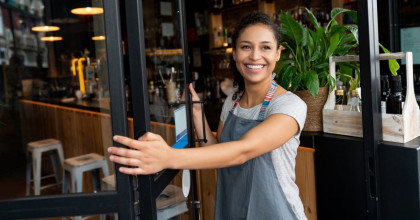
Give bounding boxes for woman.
[108,12,307,220]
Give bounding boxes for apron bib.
[214,80,298,220]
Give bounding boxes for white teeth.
[246,65,263,69]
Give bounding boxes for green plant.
[275,8,359,98]
[275,8,400,98]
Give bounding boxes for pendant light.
[92,35,106,41]
[31,25,60,32]
[41,36,63,42]
[71,7,103,15]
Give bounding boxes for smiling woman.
[109,12,308,220]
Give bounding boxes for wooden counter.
[20,99,317,220]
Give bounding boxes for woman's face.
[233,24,281,85]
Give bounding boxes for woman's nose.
[250,49,261,60]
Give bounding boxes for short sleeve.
[266,92,307,132]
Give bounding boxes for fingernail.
[107,147,112,153]
[113,135,118,141]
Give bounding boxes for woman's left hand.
[108,132,174,175]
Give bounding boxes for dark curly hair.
[231,11,281,100]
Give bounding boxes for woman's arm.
[189,83,219,146]
[108,113,298,175]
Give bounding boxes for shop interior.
[1,0,420,219]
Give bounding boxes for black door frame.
[125,0,198,219]
[0,0,136,219]
[358,0,382,219]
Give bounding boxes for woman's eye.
[262,46,271,50]
[241,45,251,49]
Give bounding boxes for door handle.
[192,100,207,144]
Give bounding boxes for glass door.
[124,0,199,219]
[0,0,136,219]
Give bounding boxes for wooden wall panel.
[296,147,317,220]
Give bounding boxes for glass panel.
[0,0,115,200]
[142,0,186,147]
[142,0,190,218]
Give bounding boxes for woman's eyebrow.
[239,40,274,44]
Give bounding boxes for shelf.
[210,0,257,14]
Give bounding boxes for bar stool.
[62,153,110,193]
[62,153,109,220]
[26,138,65,196]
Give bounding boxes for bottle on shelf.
[223,28,228,47]
[334,89,345,111]
[380,75,390,113]
[386,75,405,114]
[348,89,361,112]
[148,81,155,104]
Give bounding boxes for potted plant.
[275,8,361,131]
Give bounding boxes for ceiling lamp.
[31,26,60,32]
[71,7,103,15]
[92,36,106,41]
[41,36,63,42]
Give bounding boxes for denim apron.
[214,80,298,220]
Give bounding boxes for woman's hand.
[189,83,202,116]
[108,132,174,175]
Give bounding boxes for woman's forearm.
[192,109,218,146]
[169,140,247,170]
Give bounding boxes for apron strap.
[231,79,278,120]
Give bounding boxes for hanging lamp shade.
[31,25,60,32]
[41,36,63,42]
[92,35,106,41]
[71,7,103,15]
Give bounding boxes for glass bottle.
[334,89,344,111]
[148,81,155,104]
[348,89,361,112]
[386,75,405,114]
[380,75,390,113]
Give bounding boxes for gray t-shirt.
[220,91,308,220]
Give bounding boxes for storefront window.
[0,0,116,203]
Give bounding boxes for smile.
[246,64,264,70]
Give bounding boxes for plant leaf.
[307,30,314,56]
[304,70,320,98]
[280,12,304,45]
[327,8,353,29]
[326,32,340,58]
[277,65,296,89]
[349,78,358,91]
[305,8,321,30]
[343,24,359,45]
[327,74,336,92]
[310,50,321,62]
[313,62,329,70]
[379,43,400,76]
[302,28,308,47]
[291,74,303,92]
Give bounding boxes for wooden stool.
[26,138,64,196]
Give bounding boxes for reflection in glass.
[0,0,114,201]
[141,0,190,218]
